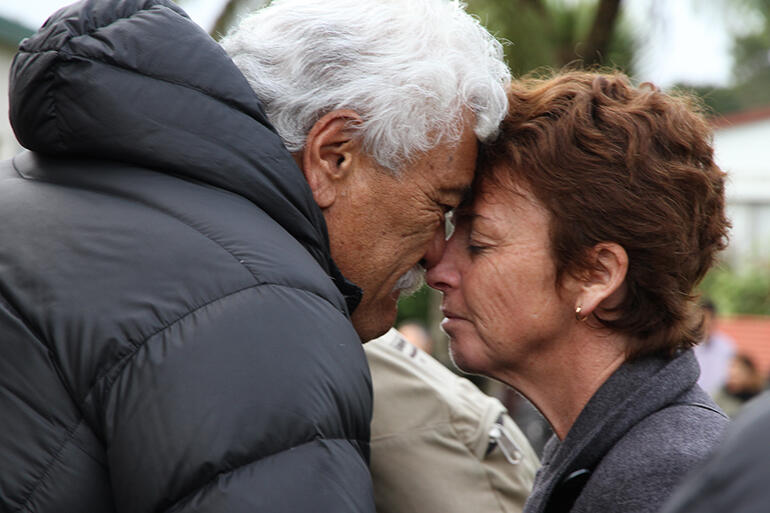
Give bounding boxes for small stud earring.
[575,306,588,322]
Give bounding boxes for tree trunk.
[582,0,623,66]
[211,0,268,40]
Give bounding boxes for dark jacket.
[523,350,728,513]
[660,390,770,513]
[0,1,374,512]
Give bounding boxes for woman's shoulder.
[573,388,729,513]
[614,401,727,465]
[605,385,728,474]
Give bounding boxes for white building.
[713,108,770,264]
[0,16,32,160]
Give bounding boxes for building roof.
[0,15,33,48]
[711,106,770,130]
[716,316,770,376]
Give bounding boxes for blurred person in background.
[694,299,736,396]
[0,0,510,511]
[397,320,435,354]
[714,353,766,417]
[365,328,539,513]
[427,71,731,513]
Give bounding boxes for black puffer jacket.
[0,1,374,512]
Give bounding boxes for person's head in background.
[701,299,718,341]
[397,320,435,354]
[221,0,510,341]
[726,354,765,397]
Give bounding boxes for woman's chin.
[447,333,487,376]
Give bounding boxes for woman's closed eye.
[467,242,489,255]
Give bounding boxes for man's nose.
[424,234,460,293]
[420,225,447,271]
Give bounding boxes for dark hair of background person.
[701,298,717,315]
[728,353,765,395]
[477,70,730,360]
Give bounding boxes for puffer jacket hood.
[9,0,359,307]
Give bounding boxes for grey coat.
[523,350,728,513]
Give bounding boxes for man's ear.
[574,242,629,320]
[298,109,361,209]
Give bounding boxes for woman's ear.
[297,109,361,209]
[575,242,628,320]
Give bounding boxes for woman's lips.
[440,309,468,331]
[441,307,465,321]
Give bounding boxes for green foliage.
[699,264,770,315]
[396,285,432,325]
[671,84,745,117]
[674,69,770,116]
[466,0,634,77]
[732,0,770,82]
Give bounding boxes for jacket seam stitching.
[8,164,342,306]
[49,60,66,153]
[8,167,263,285]
[15,419,85,513]
[662,401,729,419]
[21,3,173,54]
[81,283,261,409]
[0,271,98,513]
[14,46,255,125]
[81,282,344,409]
[19,4,178,151]
[162,437,368,513]
[0,289,51,354]
[5,167,348,412]
[0,290,98,488]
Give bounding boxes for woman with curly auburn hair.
[425,71,731,513]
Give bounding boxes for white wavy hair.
[220,0,510,172]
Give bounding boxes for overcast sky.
[0,0,737,88]
[627,0,734,87]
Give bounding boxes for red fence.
[716,316,770,376]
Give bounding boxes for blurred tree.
[670,84,743,117]
[699,265,770,315]
[732,0,770,82]
[673,0,770,116]
[210,0,268,40]
[395,286,433,326]
[466,0,634,76]
[208,0,634,73]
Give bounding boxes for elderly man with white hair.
[0,0,509,512]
